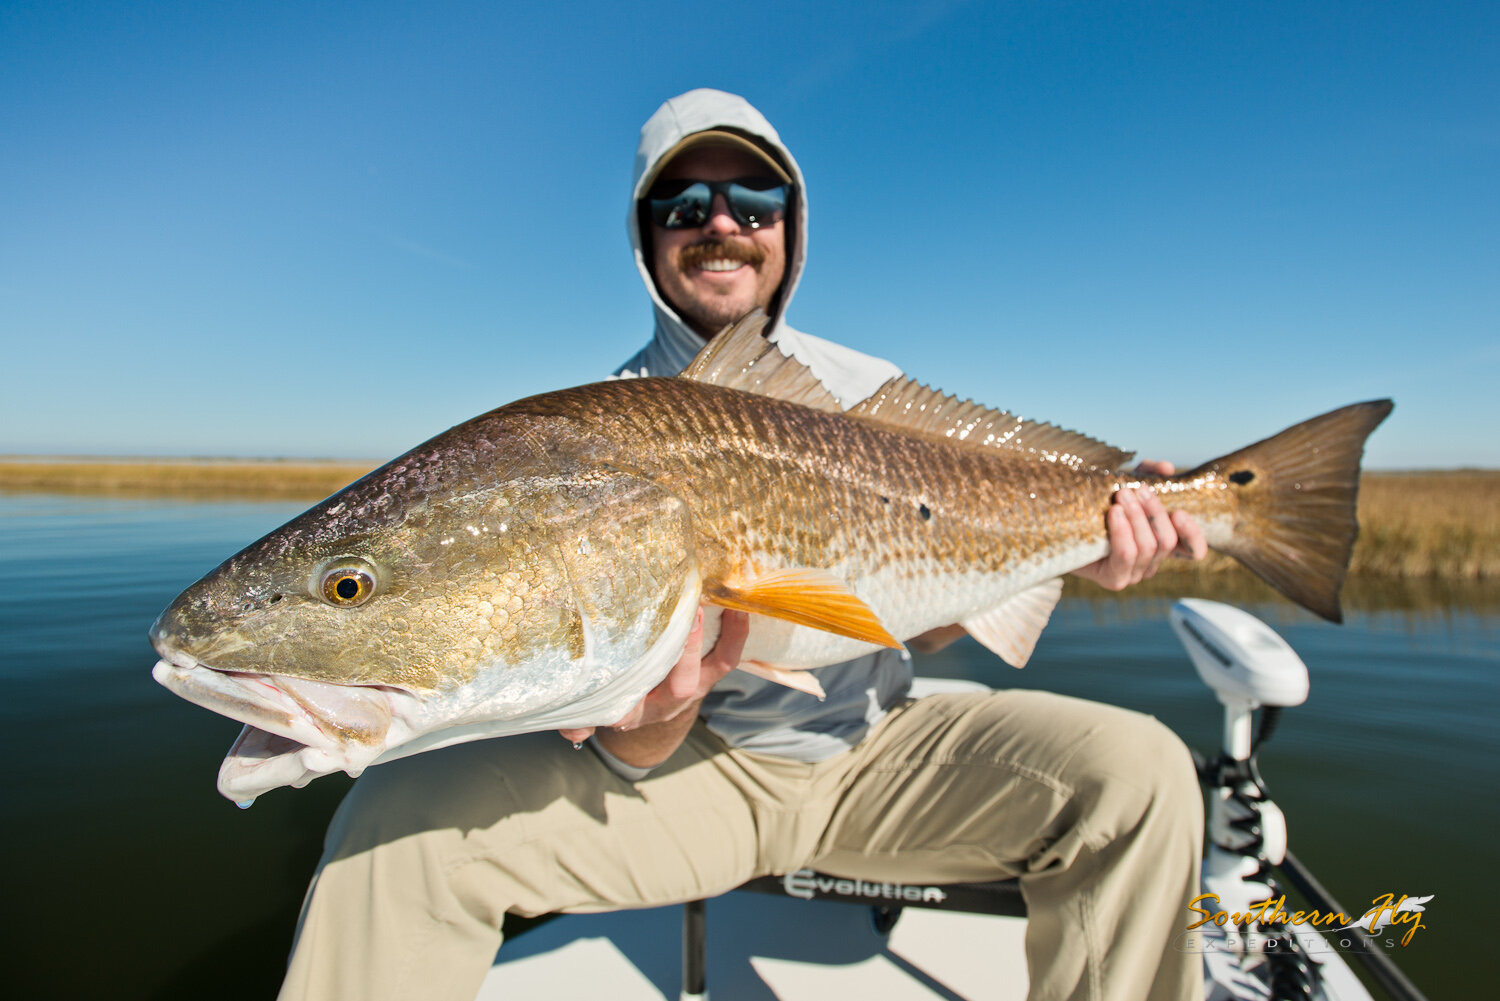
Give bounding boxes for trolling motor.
[1171,599,1324,1000]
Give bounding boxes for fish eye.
[316,560,378,607]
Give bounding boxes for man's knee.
[321,732,592,864]
[1065,708,1202,837]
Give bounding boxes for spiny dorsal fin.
[704,567,902,650]
[678,310,843,414]
[960,579,1064,668]
[848,377,1134,470]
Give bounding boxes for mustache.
[678,239,767,270]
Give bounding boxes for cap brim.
[642,129,793,191]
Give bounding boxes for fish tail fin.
[1191,399,1393,623]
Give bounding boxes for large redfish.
[150,314,1391,802]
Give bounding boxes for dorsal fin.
[847,376,1134,470]
[683,311,1133,469]
[678,310,843,414]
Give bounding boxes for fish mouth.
[151,649,415,803]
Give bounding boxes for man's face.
[648,145,788,338]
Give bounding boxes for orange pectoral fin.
[704,568,902,650]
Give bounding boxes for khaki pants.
[279,690,1204,1001]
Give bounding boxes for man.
[280,89,1208,1001]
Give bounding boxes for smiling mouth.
[678,239,765,273]
[697,259,748,272]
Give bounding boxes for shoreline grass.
[0,457,378,500]
[1143,469,1500,580]
[3,459,1495,580]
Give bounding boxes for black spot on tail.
[919,503,932,521]
[1229,470,1255,485]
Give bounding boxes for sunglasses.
[646,177,789,230]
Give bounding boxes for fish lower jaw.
[216,702,426,803]
[217,722,399,803]
[150,657,423,801]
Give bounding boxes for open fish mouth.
[151,650,413,803]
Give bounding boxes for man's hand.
[1072,461,1208,591]
[874,462,1211,657]
[559,609,749,766]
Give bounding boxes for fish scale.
[150,313,1391,800]
[508,377,1139,668]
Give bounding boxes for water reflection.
[2,495,1487,999]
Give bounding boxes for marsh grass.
[1139,470,1500,581]
[1068,563,1500,615]
[1347,471,1500,577]
[4,462,1495,580]
[0,457,375,500]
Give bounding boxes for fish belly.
[700,540,1105,670]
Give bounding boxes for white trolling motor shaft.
[1171,599,1310,918]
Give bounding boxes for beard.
[652,227,786,336]
[665,239,775,333]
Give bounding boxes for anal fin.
[705,568,901,650]
[960,579,1064,668]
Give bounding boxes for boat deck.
[480,890,1029,1000]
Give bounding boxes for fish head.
[151,423,701,801]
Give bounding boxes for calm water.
[3,494,1493,999]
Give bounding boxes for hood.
[627,88,809,374]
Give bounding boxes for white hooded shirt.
[613,89,912,762]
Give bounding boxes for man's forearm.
[592,699,705,769]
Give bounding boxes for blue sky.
[2,1,1495,468]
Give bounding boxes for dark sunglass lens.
[649,182,712,229]
[727,183,787,228]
